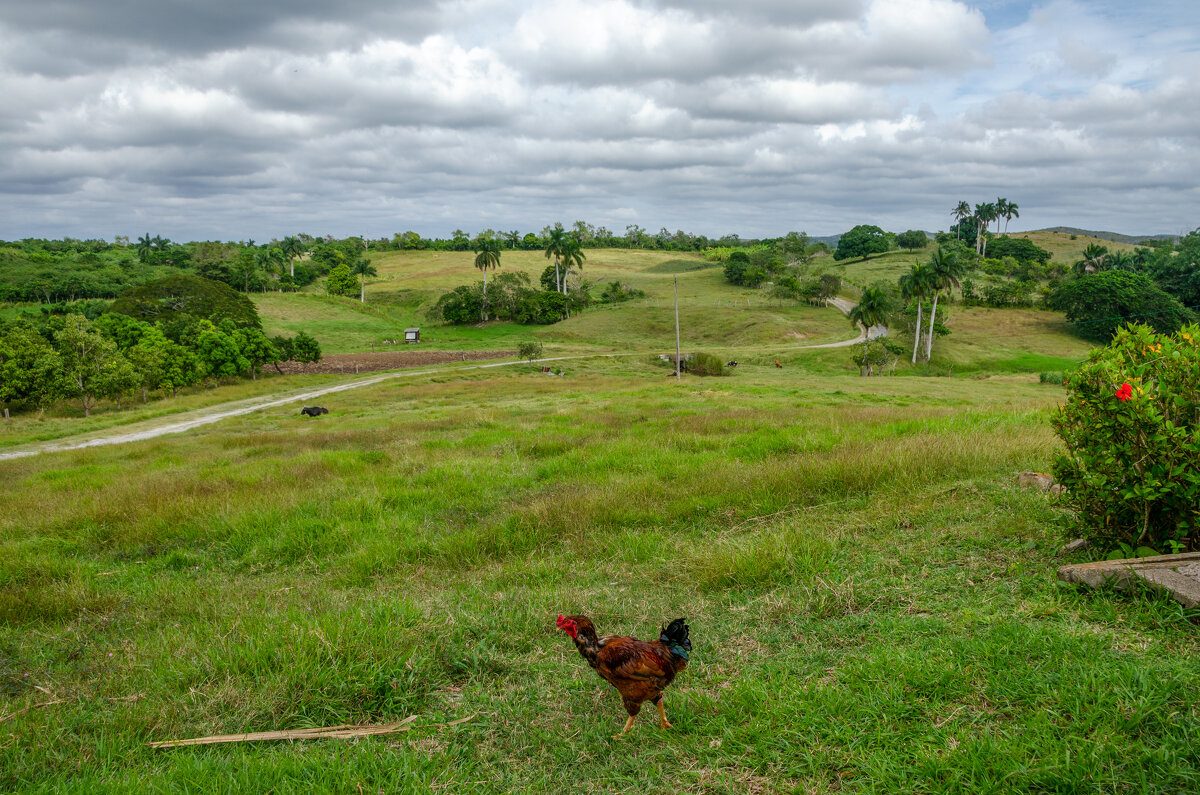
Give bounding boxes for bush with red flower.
[1051,324,1200,553]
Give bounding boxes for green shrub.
[515,291,570,325]
[1051,324,1200,553]
[684,352,726,376]
[518,341,543,362]
[433,285,484,325]
[1038,371,1065,384]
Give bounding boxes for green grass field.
[3,235,1197,793]
[3,359,1198,792]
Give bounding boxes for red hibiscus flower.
[1115,383,1133,402]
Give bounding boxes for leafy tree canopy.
[985,236,1051,264]
[1048,270,1196,342]
[896,230,929,251]
[108,274,260,328]
[834,225,889,261]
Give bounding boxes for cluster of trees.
[0,276,321,418]
[897,248,966,362]
[1040,233,1198,339]
[715,232,830,289]
[434,227,647,326]
[831,226,929,262]
[950,198,1020,256]
[0,235,379,304]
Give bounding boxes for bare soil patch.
[275,349,517,375]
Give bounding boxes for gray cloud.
[0,0,1197,241]
[0,1,442,59]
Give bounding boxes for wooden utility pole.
[674,275,681,380]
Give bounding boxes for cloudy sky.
[1,0,1196,241]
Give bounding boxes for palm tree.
[471,238,502,319]
[925,247,966,360]
[899,262,935,363]
[952,201,971,239]
[560,237,586,292]
[544,225,568,293]
[1106,251,1136,271]
[974,203,997,256]
[1075,243,1109,274]
[280,236,305,278]
[255,248,283,292]
[849,287,893,338]
[351,257,378,303]
[1000,200,1019,234]
[136,233,153,262]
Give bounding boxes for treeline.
[0,276,321,418]
[377,222,789,253]
[0,235,374,303]
[0,224,820,306]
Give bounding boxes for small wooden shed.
[404,327,420,344]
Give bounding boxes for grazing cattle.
[300,406,329,417]
[774,360,782,368]
[727,361,738,367]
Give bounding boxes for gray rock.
[1017,471,1055,492]
[1058,552,1200,609]
[1059,538,1089,554]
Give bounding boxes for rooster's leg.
[620,715,637,734]
[655,699,672,730]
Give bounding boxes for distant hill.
[1031,227,1178,245]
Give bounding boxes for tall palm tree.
[952,201,971,239]
[544,225,568,293]
[1001,200,1019,234]
[849,287,893,338]
[471,238,502,318]
[504,230,521,250]
[136,233,153,262]
[280,236,305,278]
[899,262,935,363]
[560,237,586,292]
[351,257,378,303]
[925,247,966,360]
[974,203,997,256]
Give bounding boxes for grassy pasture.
[258,250,855,355]
[1017,230,1138,264]
[1,362,1197,792]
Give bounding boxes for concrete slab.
[1058,552,1200,609]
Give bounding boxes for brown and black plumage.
[556,614,691,733]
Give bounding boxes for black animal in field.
[727,361,738,367]
[300,406,328,417]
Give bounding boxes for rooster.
[557,614,691,734]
